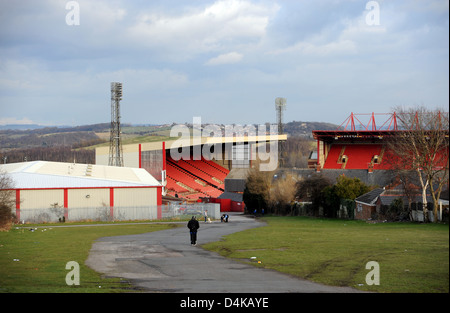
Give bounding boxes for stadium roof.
[0,161,161,189]
[312,129,396,140]
[96,134,288,154]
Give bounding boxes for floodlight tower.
[275,97,286,167]
[109,82,124,167]
[275,97,286,135]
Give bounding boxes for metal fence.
[15,203,221,224]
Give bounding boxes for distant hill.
[0,120,338,163]
[0,124,46,130]
[0,123,111,151]
[283,120,339,138]
[0,123,112,132]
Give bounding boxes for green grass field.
[1,217,448,293]
[203,216,449,293]
[0,223,176,293]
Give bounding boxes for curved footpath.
[85,213,363,293]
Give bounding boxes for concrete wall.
[68,188,110,208]
[114,188,158,207]
[20,189,64,209]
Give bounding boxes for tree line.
[281,136,314,168]
[1,146,95,164]
[243,168,372,218]
[0,131,104,150]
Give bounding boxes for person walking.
[204,210,208,222]
[187,216,200,245]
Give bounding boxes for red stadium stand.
[165,156,229,200]
[344,144,382,169]
[323,144,345,169]
[201,158,229,176]
[323,144,383,170]
[313,113,430,172]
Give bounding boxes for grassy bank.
[0,223,176,293]
[203,216,449,293]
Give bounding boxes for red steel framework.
[312,111,449,171]
[336,112,398,131]
[313,112,400,141]
[314,111,449,140]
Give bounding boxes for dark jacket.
[187,217,200,232]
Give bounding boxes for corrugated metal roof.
[96,134,288,155]
[0,161,161,189]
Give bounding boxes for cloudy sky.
[0,0,448,127]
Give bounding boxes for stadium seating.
[323,144,345,169]
[201,158,229,176]
[344,145,382,169]
[165,176,189,193]
[178,159,220,187]
[165,156,229,200]
[323,144,384,170]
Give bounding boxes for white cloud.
[0,57,190,124]
[0,1,447,126]
[205,52,243,65]
[269,39,357,56]
[268,6,390,58]
[127,0,278,56]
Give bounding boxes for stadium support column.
[162,141,166,171]
[316,140,323,171]
[139,144,142,168]
[157,186,162,219]
[64,188,69,220]
[109,188,114,219]
[15,190,20,222]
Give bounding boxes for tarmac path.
[85,213,362,293]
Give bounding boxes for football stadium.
[95,132,287,212]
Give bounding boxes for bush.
[377,198,410,221]
[296,174,332,216]
[243,166,272,213]
[1,170,15,230]
[0,204,13,231]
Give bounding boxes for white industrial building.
[0,161,162,223]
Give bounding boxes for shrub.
[0,204,13,231]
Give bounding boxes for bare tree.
[243,164,273,213]
[396,171,421,221]
[269,173,297,214]
[0,169,15,230]
[283,136,314,168]
[387,107,449,222]
[0,170,15,207]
